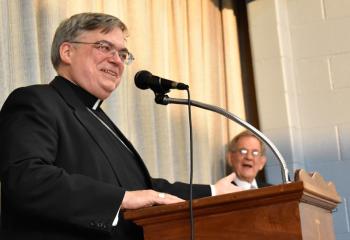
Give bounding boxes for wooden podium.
[124,170,341,240]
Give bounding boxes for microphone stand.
[155,94,290,184]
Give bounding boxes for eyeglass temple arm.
[155,94,291,184]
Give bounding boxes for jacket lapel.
[50,77,151,189]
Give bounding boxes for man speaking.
[0,12,241,240]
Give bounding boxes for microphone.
[134,70,188,94]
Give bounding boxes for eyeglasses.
[235,148,262,158]
[69,40,135,65]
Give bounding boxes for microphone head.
[134,70,153,90]
[134,70,188,94]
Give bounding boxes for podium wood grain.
[124,169,341,240]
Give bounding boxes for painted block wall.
[247,0,350,239]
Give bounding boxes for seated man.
[227,130,270,190]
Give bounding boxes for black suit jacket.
[0,76,210,240]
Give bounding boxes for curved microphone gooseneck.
[155,94,291,184]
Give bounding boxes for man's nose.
[244,152,255,159]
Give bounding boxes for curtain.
[0,0,245,184]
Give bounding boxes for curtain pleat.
[0,0,246,185]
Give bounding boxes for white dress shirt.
[232,177,258,190]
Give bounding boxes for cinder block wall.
[247,0,350,239]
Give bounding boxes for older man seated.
[227,130,271,190]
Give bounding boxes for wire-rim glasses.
[69,40,135,65]
[235,148,262,158]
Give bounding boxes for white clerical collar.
[92,99,102,110]
[233,177,258,190]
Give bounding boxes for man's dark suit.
[0,76,211,239]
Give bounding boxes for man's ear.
[227,151,233,167]
[259,156,267,170]
[59,42,73,65]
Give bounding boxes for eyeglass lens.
[95,41,133,64]
[238,148,260,157]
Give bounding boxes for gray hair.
[51,12,128,70]
[228,130,266,156]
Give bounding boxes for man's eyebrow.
[119,47,129,52]
[96,39,112,45]
[98,40,129,51]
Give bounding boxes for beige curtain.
[0,0,245,184]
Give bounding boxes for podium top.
[124,169,341,225]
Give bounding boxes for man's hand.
[121,190,184,210]
[214,172,243,195]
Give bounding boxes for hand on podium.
[121,190,185,209]
[213,172,243,195]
